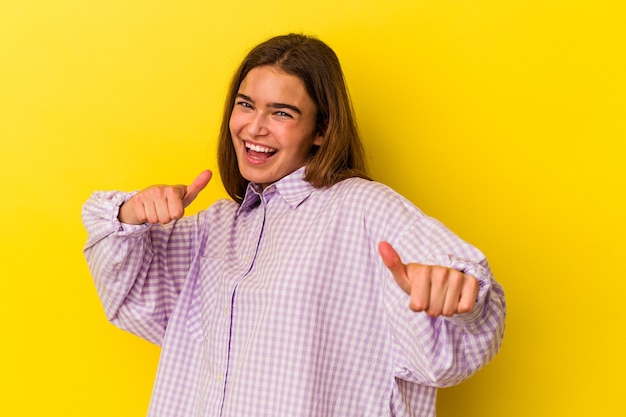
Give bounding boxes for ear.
[313,131,324,146]
[313,119,327,146]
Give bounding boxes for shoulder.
[320,178,428,238]
[326,177,394,200]
[328,177,422,215]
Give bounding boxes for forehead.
[238,66,315,108]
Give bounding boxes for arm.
[82,171,212,345]
[379,218,506,388]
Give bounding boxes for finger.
[441,269,464,317]
[407,264,437,311]
[425,266,448,317]
[183,170,213,208]
[407,263,431,313]
[165,192,185,221]
[378,241,410,294]
[155,197,175,224]
[457,275,479,314]
[142,199,160,224]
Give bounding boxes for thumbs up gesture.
[378,241,479,317]
[119,170,213,225]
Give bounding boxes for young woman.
[83,33,505,417]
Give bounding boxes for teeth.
[245,142,276,153]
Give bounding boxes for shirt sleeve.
[378,197,506,388]
[82,190,198,345]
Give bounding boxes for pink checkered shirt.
[83,167,505,417]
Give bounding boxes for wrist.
[118,199,143,225]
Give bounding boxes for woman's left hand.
[378,241,479,317]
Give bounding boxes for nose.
[246,112,269,136]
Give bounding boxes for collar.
[236,167,315,215]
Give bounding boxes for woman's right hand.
[118,170,213,225]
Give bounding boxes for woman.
[83,33,505,417]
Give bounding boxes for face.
[229,65,323,188]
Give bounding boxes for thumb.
[378,241,410,294]
[183,170,213,207]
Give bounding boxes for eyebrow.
[236,93,302,115]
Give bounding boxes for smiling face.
[229,65,323,189]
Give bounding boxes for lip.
[241,139,277,165]
[245,140,277,153]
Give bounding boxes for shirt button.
[217,373,223,381]
[224,307,229,316]
[245,256,251,263]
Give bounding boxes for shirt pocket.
[186,256,224,342]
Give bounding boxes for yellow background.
[1,0,624,416]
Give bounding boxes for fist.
[378,241,479,317]
[119,170,212,225]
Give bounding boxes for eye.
[274,110,293,119]
[236,101,253,109]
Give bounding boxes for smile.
[245,141,277,160]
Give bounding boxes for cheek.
[228,114,237,135]
[229,109,244,135]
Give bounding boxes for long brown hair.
[218,33,370,203]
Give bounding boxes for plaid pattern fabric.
[83,167,505,417]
